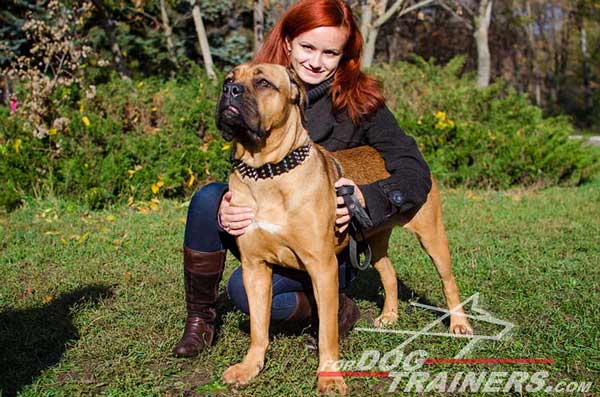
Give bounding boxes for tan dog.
[215,63,473,395]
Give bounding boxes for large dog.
[215,63,473,395]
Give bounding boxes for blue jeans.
[184,182,357,321]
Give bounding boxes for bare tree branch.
[374,0,406,28]
[397,0,437,18]
[438,0,473,29]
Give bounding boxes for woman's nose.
[308,53,323,70]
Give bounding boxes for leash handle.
[336,185,373,271]
[336,186,373,229]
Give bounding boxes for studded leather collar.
[232,144,312,180]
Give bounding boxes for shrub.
[0,65,230,210]
[371,57,599,188]
[1,58,598,211]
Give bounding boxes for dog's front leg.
[222,260,272,386]
[307,257,348,395]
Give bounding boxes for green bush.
[0,66,230,210]
[371,57,599,188]
[1,58,598,211]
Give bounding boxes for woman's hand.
[334,178,366,233]
[218,191,254,236]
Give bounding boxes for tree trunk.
[190,0,216,80]
[363,26,380,68]
[360,0,373,42]
[524,0,541,105]
[254,0,265,53]
[579,22,593,111]
[160,0,177,66]
[362,0,434,68]
[1,75,10,105]
[473,0,493,88]
[362,0,388,68]
[90,0,130,78]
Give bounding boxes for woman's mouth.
[302,65,323,75]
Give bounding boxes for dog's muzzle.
[216,81,263,144]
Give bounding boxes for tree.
[90,0,131,78]
[254,0,265,53]
[438,0,493,87]
[159,0,177,67]
[190,0,216,80]
[360,0,437,68]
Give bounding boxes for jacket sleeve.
[357,104,432,227]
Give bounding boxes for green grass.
[1,178,599,396]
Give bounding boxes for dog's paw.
[450,317,473,336]
[222,362,261,386]
[374,311,398,328]
[318,375,348,395]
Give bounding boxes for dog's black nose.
[223,82,244,98]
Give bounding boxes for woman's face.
[286,26,347,85]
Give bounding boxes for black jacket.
[304,93,432,227]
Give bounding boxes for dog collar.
[232,144,312,180]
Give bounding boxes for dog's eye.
[257,79,271,88]
[224,77,234,85]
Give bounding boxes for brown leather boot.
[285,291,314,322]
[304,292,360,351]
[172,247,226,358]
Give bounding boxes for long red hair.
[252,0,384,124]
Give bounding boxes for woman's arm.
[358,104,432,226]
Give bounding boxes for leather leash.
[336,185,373,271]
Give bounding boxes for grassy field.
[1,177,599,396]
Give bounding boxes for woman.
[172,0,431,358]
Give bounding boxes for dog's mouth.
[225,105,240,115]
[216,100,263,145]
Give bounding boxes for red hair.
[252,0,384,124]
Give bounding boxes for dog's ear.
[286,67,306,108]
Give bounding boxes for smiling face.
[285,26,348,85]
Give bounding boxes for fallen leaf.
[77,233,89,244]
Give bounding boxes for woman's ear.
[284,38,292,53]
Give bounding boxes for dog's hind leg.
[368,229,399,328]
[405,184,473,335]
[222,260,273,386]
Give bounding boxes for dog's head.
[216,63,305,148]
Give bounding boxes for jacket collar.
[305,77,333,107]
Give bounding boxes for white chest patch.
[248,220,282,234]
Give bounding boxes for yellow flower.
[13,139,22,153]
[435,111,446,120]
[79,103,84,113]
[48,128,58,136]
[151,180,164,194]
[149,198,160,210]
[221,143,231,151]
[187,174,195,188]
[186,168,196,187]
[82,116,91,127]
